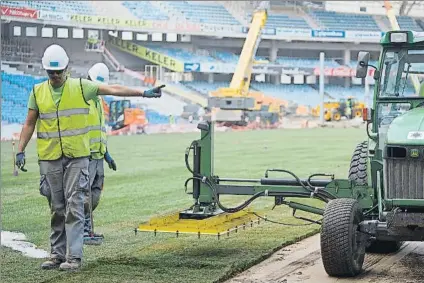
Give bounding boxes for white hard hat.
[42,44,69,70]
[88,63,110,84]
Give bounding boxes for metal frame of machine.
[137,1,424,278]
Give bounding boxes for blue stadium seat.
[2,1,97,15]
[145,45,216,63]
[1,72,46,124]
[324,85,366,101]
[381,16,423,31]
[309,10,380,31]
[166,1,240,25]
[122,1,169,21]
[246,13,311,29]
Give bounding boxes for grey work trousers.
[39,156,89,261]
[84,158,104,233]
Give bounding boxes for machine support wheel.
[321,198,366,277]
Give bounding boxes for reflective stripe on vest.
[87,97,107,155]
[37,126,91,139]
[39,108,89,119]
[34,78,90,160]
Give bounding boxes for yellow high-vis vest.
[34,78,91,160]
[87,97,107,156]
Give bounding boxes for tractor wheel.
[348,141,368,186]
[366,240,403,254]
[332,111,341,121]
[321,198,366,277]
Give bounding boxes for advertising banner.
[199,62,236,73]
[242,26,276,35]
[345,30,384,41]
[39,10,70,21]
[184,63,201,72]
[200,24,241,34]
[71,15,168,30]
[313,66,375,77]
[109,37,184,72]
[311,30,346,38]
[276,28,311,39]
[1,6,38,19]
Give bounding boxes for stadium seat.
[309,10,380,31]
[166,1,240,25]
[122,1,169,21]
[381,16,423,31]
[2,1,97,15]
[246,12,311,29]
[1,71,46,124]
[145,45,217,63]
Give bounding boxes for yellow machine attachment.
[137,209,262,238]
[208,1,269,114]
[137,2,272,237]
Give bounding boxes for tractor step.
[137,209,262,238]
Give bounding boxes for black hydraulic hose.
[264,169,334,201]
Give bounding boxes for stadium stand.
[2,1,97,15]
[165,1,240,25]
[145,45,217,63]
[308,10,380,31]
[324,85,367,101]
[122,1,169,21]
[1,70,46,124]
[275,57,340,68]
[381,16,423,31]
[246,12,311,29]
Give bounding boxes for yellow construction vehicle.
[208,1,269,121]
[311,96,365,121]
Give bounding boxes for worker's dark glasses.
[46,69,65,75]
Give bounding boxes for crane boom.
[208,1,269,112]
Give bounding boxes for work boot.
[41,258,65,270]
[59,259,81,271]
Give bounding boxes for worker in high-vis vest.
[15,44,164,271]
[83,63,114,244]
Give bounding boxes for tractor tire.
[366,240,403,254]
[348,141,368,186]
[321,198,366,277]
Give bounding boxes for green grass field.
[1,127,366,283]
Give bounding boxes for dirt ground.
[226,234,424,283]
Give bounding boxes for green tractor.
[137,30,424,277]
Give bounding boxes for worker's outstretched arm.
[97,84,164,98]
[16,109,38,171]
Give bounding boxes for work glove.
[104,151,117,171]
[142,85,165,98]
[16,152,27,172]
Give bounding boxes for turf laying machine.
[137,2,424,278]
